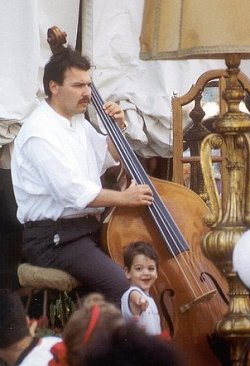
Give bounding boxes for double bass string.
[91,84,210,296]
[91,85,190,255]
[90,86,185,254]
[90,84,215,299]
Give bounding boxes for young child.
[121,241,162,336]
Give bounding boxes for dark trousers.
[22,216,129,305]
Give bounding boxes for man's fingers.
[129,179,136,187]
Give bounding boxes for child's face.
[125,254,158,293]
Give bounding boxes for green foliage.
[49,292,76,327]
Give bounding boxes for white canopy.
[0,0,249,166]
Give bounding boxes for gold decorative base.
[201,54,250,365]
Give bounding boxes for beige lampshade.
[140,0,250,60]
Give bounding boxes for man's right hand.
[121,179,154,207]
[88,180,154,208]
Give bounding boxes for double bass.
[90,86,230,366]
[47,26,229,366]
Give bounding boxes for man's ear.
[49,80,59,95]
[124,266,131,280]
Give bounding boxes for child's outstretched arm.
[129,290,149,315]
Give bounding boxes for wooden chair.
[172,69,250,210]
[172,69,227,195]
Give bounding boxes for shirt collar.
[41,99,72,128]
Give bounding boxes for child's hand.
[28,318,38,336]
[137,296,149,312]
[129,290,149,315]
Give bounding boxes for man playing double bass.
[11,45,154,305]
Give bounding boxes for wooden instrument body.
[102,177,229,366]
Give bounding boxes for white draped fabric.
[0,0,250,165]
[0,0,79,166]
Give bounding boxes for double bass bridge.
[179,289,217,313]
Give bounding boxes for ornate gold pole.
[201,54,250,365]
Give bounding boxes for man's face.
[50,67,92,119]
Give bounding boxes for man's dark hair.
[123,241,159,271]
[43,45,91,97]
[0,289,29,348]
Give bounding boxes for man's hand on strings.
[121,179,154,207]
[103,101,126,130]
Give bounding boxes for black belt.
[24,215,99,228]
